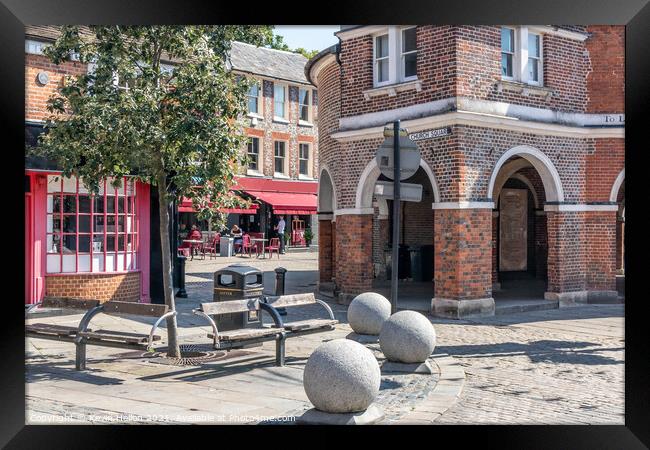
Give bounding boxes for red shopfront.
[25,171,151,305]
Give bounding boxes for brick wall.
[25,53,87,122]
[585,138,625,202]
[585,26,625,113]
[334,214,373,296]
[434,208,492,300]
[546,212,586,293]
[585,211,617,291]
[45,272,141,303]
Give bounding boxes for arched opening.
[611,170,625,297]
[317,167,336,288]
[488,147,564,305]
[356,158,440,312]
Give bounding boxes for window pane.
[92,235,103,252]
[63,196,76,213]
[118,234,126,251]
[47,195,60,213]
[300,160,308,175]
[118,197,125,213]
[402,28,416,52]
[501,28,514,52]
[94,196,104,214]
[79,215,91,233]
[376,34,388,58]
[378,59,389,82]
[248,97,258,114]
[274,84,284,101]
[63,215,77,233]
[248,83,259,98]
[106,196,115,213]
[404,53,417,78]
[274,142,285,157]
[300,105,309,121]
[78,235,91,253]
[528,58,539,82]
[49,216,61,233]
[275,158,284,173]
[501,53,513,77]
[299,89,309,105]
[118,216,125,232]
[107,216,116,232]
[79,195,91,213]
[47,234,60,253]
[106,235,116,252]
[62,235,76,253]
[528,34,539,58]
[94,216,104,232]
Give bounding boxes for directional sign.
[375,134,420,181]
[408,127,452,141]
[374,181,423,202]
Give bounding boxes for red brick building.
[307,25,625,317]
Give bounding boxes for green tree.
[31,25,274,357]
[265,33,318,59]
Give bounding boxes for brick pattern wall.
[535,214,548,281]
[585,26,625,113]
[585,138,625,202]
[318,219,333,282]
[45,272,141,303]
[546,212,587,293]
[492,212,499,285]
[402,169,436,247]
[585,211,617,291]
[26,53,87,122]
[334,214,373,295]
[434,209,492,300]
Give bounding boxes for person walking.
[275,215,286,254]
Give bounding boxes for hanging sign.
[375,130,420,181]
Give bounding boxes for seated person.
[187,225,203,255]
[231,224,243,252]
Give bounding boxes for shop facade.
[308,25,625,317]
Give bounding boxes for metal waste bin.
[398,244,412,280]
[219,236,234,257]
[419,244,434,282]
[213,265,263,331]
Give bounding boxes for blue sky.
[273,26,340,52]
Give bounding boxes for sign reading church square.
[408,127,452,141]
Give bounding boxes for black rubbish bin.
[213,264,263,331]
[420,244,434,282]
[409,246,422,282]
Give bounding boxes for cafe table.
[182,239,204,260]
[250,238,268,259]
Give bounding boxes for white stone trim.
[526,25,589,42]
[334,208,375,216]
[355,157,441,209]
[609,168,625,202]
[336,26,391,41]
[488,145,564,202]
[362,79,422,100]
[543,204,619,212]
[308,53,337,87]
[432,202,495,210]
[509,173,541,209]
[492,158,534,205]
[318,165,337,213]
[317,213,334,221]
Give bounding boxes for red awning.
[179,197,259,214]
[244,190,317,215]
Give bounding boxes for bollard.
[176,255,188,298]
[274,267,287,316]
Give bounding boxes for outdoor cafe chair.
[267,237,280,259]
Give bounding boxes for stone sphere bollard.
[379,310,436,363]
[303,339,381,413]
[347,292,392,335]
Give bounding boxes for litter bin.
[213,265,263,331]
[398,244,411,280]
[409,246,422,282]
[219,236,234,257]
[419,244,434,282]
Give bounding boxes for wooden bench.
[192,293,337,366]
[26,297,176,370]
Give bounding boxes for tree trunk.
[156,172,182,358]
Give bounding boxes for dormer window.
[500,26,543,86]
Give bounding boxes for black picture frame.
[4,0,648,447]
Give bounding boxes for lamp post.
[390,120,401,315]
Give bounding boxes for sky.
[273,26,340,52]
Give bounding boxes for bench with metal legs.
[26,298,176,370]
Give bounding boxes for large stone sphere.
[303,339,381,413]
[347,292,392,335]
[379,311,436,363]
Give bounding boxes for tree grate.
[149,344,228,366]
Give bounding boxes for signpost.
[377,122,420,314]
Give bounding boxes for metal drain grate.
[150,344,228,366]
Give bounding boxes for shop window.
[46,175,138,274]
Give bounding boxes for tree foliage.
[264,33,319,60]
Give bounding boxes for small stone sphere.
[347,292,392,335]
[303,339,381,413]
[379,310,436,363]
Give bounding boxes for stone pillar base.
[492,282,501,291]
[297,404,385,425]
[432,297,495,319]
[587,290,621,304]
[545,290,621,305]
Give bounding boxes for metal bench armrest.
[193,309,220,347]
[147,310,177,351]
[25,302,43,318]
[75,305,105,343]
[259,301,284,328]
[315,299,336,321]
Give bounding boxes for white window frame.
[372,26,418,88]
[400,26,418,82]
[273,83,288,121]
[246,79,263,117]
[500,27,516,81]
[298,88,312,124]
[273,140,288,177]
[501,26,544,86]
[246,136,263,175]
[298,142,312,178]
